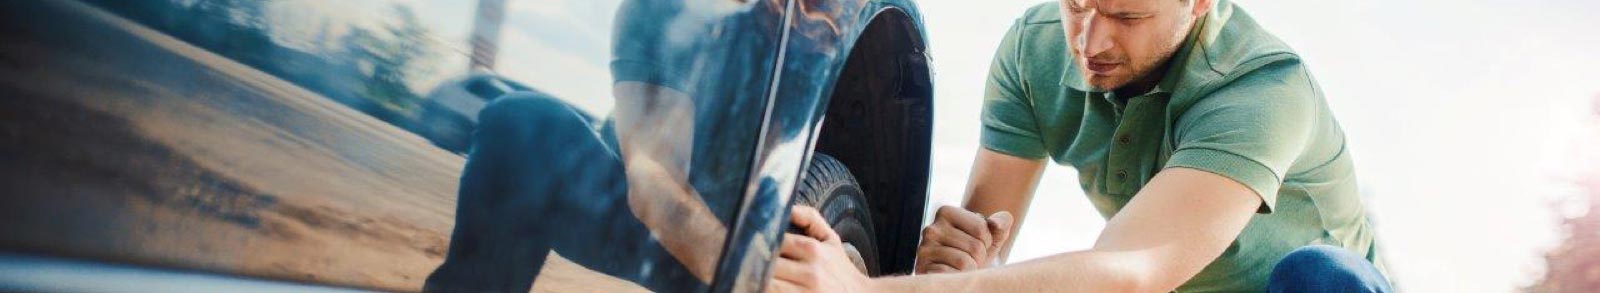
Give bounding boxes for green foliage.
[339,6,440,115]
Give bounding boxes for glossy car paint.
[0,0,931,291]
[716,0,933,290]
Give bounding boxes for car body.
[0,0,932,292]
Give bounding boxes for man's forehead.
[1067,0,1167,12]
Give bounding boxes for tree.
[1527,94,1600,292]
[339,5,439,117]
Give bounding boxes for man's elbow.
[1099,258,1181,293]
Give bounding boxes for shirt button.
[1116,135,1132,146]
[1115,170,1129,181]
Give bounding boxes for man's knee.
[474,92,595,148]
[1269,245,1391,293]
[465,92,623,201]
[478,92,582,129]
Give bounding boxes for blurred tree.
[1527,95,1600,292]
[339,6,439,117]
[84,0,440,124]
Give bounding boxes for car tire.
[792,153,881,276]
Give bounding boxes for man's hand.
[767,205,874,293]
[915,205,1014,274]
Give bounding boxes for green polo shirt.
[980,1,1387,291]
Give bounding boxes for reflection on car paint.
[0,0,932,291]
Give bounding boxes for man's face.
[1061,0,1201,91]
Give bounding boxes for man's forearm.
[614,81,723,281]
[875,249,1149,292]
[884,168,1265,292]
[635,191,725,283]
[624,157,726,283]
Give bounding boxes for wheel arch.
[803,1,934,276]
[714,1,935,288]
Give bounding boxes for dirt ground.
[0,1,642,291]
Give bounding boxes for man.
[425,1,747,291]
[769,0,1392,292]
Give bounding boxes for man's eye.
[1065,2,1087,13]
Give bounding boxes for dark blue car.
[0,0,932,291]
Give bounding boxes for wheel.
[792,153,881,276]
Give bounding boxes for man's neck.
[1111,17,1205,99]
[1111,59,1172,99]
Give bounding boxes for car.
[0,0,933,291]
[411,74,534,154]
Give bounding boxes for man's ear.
[1190,0,1214,18]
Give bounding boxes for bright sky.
[916,0,1600,292]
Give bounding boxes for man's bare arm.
[962,149,1046,262]
[881,167,1262,292]
[612,82,725,282]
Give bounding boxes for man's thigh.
[1268,245,1392,293]
[426,92,699,292]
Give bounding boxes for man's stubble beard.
[1081,15,1196,93]
[1083,47,1175,92]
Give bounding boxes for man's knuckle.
[803,207,824,219]
[946,259,966,270]
[918,252,944,263]
[797,268,818,285]
[799,239,821,254]
[952,254,976,269]
[957,214,986,228]
[936,206,962,219]
[963,238,985,255]
[943,232,970,247]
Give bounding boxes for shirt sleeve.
[979,20,1047,160]
[1164,61,1316,213]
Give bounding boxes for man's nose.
[1079,15,1114,58]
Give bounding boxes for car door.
[0,0,791,292]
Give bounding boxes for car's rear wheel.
[792,153,881,276]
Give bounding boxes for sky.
[915,0,1600,292]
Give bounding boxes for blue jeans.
[423,93,703,292]
[1268,245,1392,293]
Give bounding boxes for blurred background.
[916,0,1600,292]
